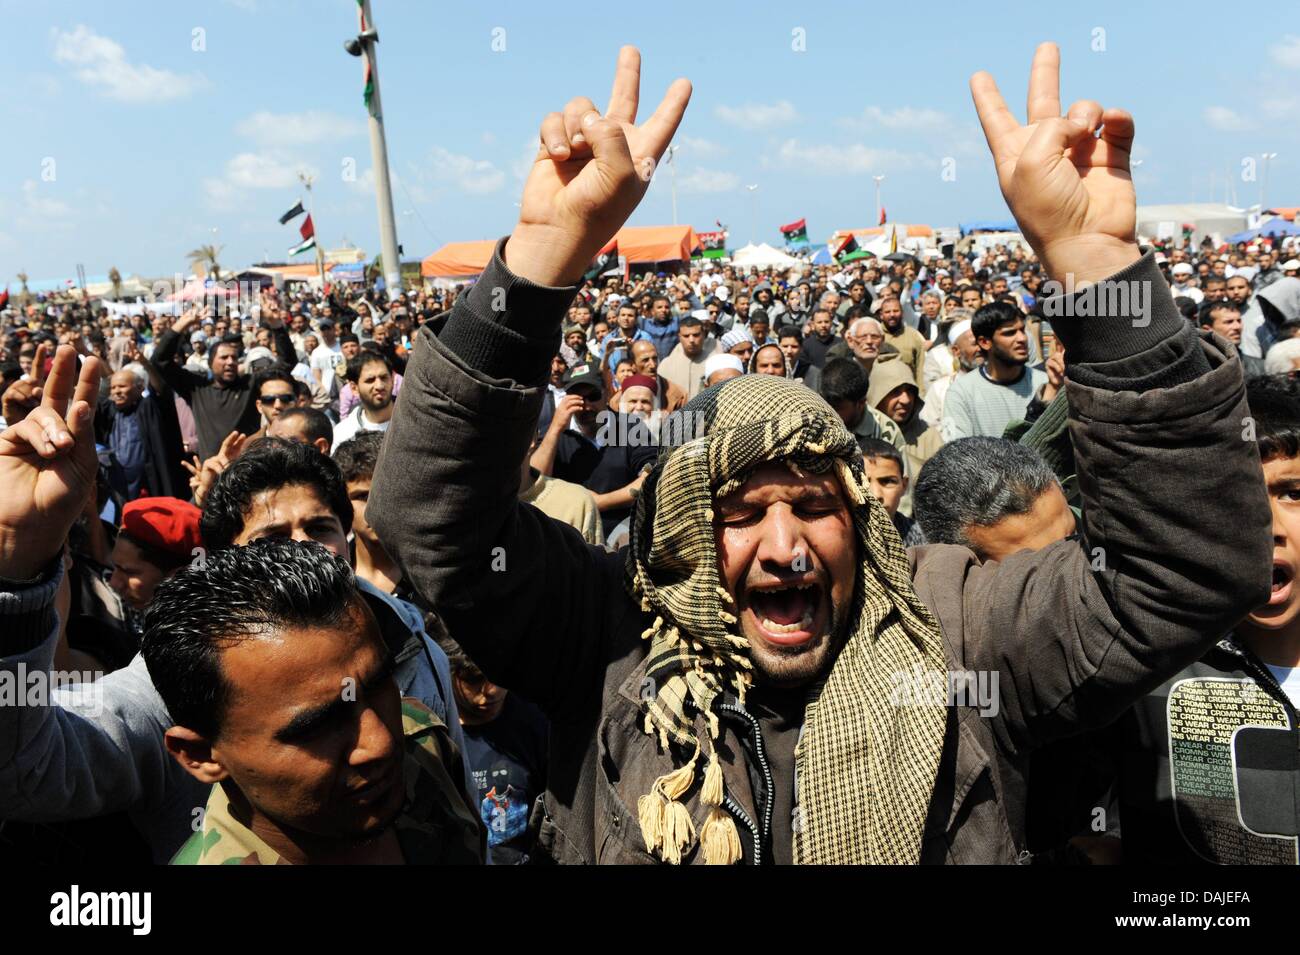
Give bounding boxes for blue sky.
[3,0,1297,282]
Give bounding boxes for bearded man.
[369,45,1269,864]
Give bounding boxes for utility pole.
[347,0,402,299]
[1261,152,1279,218]
[299,171,326,291]
[667,145,678,225]
[746,183,759,243]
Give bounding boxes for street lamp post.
[667,145,678,226]
[299,172,326,291]
[746,183,759,244]
[872,175,885,225]
[1261,152,1279,218]
[346,0,403,300]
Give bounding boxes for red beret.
[120,497,203,560]
[621,374,658,396]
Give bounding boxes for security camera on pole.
[345,0,403,299]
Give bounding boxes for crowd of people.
[1,43,1298,866]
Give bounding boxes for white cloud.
[1203,106,1251,131]
[1271,34,1300,69]
[223,153,314,189]
[715,100,797,129]
[202,153,317,208]
[52,25,206,102]
[22,179,71,218]
[1261,97,1300,121]
[234,110,364,146]
[427,146,504,194]
[839,105,950,131]
[767,138,913,174]
[674,136,728,159]
[676,168,740,194]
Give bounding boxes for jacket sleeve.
[0,563,176,822]
[369,240,626,719]
[150,329,206,401]
[950,252,1272,756]
[269,322,297,369]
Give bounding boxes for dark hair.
[435,634,484,682]
[1200,300,1241,326]
[1248,375,1300,463]
[819,357,869,407]
[1277,319,1300,342]
[116,530,192,574]
[200,437,352,550]
[913,437,1060,554]
[679,316,703,331]
[860,437,904,472]
[971,301,1023,343]
[142,538,359,739]
[345,350,391,384]
[339,332,360,347]
[333,431,385,484]
[651,294,671,308]
[276,406,334,447]
[0,362,20,389]
[748,343,787,374]
[252,367,295,398]
[777,325,802,344]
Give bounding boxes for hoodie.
[1242,277,1300,359]
[866,359,943,517]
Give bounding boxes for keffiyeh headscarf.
[626,373,948,864]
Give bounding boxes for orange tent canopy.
[614,225,699,263]
[834,224,934,239]
[1266,207,1299,222]
[273,263,336,279]
[421,240,497,278]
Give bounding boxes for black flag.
[278,200,305,225]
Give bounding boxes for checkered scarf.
[626,374,948,864]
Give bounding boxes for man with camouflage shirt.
[148,540,483,865]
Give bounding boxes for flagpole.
[299,172,326,292]
[352,0,403,300]
[873,175,885,226]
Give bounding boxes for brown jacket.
[370,248,1270,864]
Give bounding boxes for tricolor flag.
[833,233,859,260]
[278,200,305,225]
[780,218,809,244]
[879,207,887,226]
[357,1,377,117]
[289,214,317,256]
[584,237,619,281]
[698,230,727,251]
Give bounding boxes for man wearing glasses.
[253,368,299,429]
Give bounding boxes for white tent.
[732,242,802,270]
[1136,203,1250,247]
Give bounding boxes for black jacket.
[94,385,189,501]
[152,323,296,459]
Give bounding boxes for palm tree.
[187,244,224,282]
[108,266,122,301]
[16,271,29,306]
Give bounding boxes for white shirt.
[331,404,390,452]
[1264,664,1300,709]
[310,341,344,391]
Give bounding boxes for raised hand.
[971,42,1141,286]
[505,46,691,288]
[0,345,103,579]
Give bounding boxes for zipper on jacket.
[1217,637,1300,725]
[718,702,777,859]
[722,794,761,865]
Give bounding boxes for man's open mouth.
[747,580,823,645]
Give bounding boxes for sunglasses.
[258,393,295,406]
